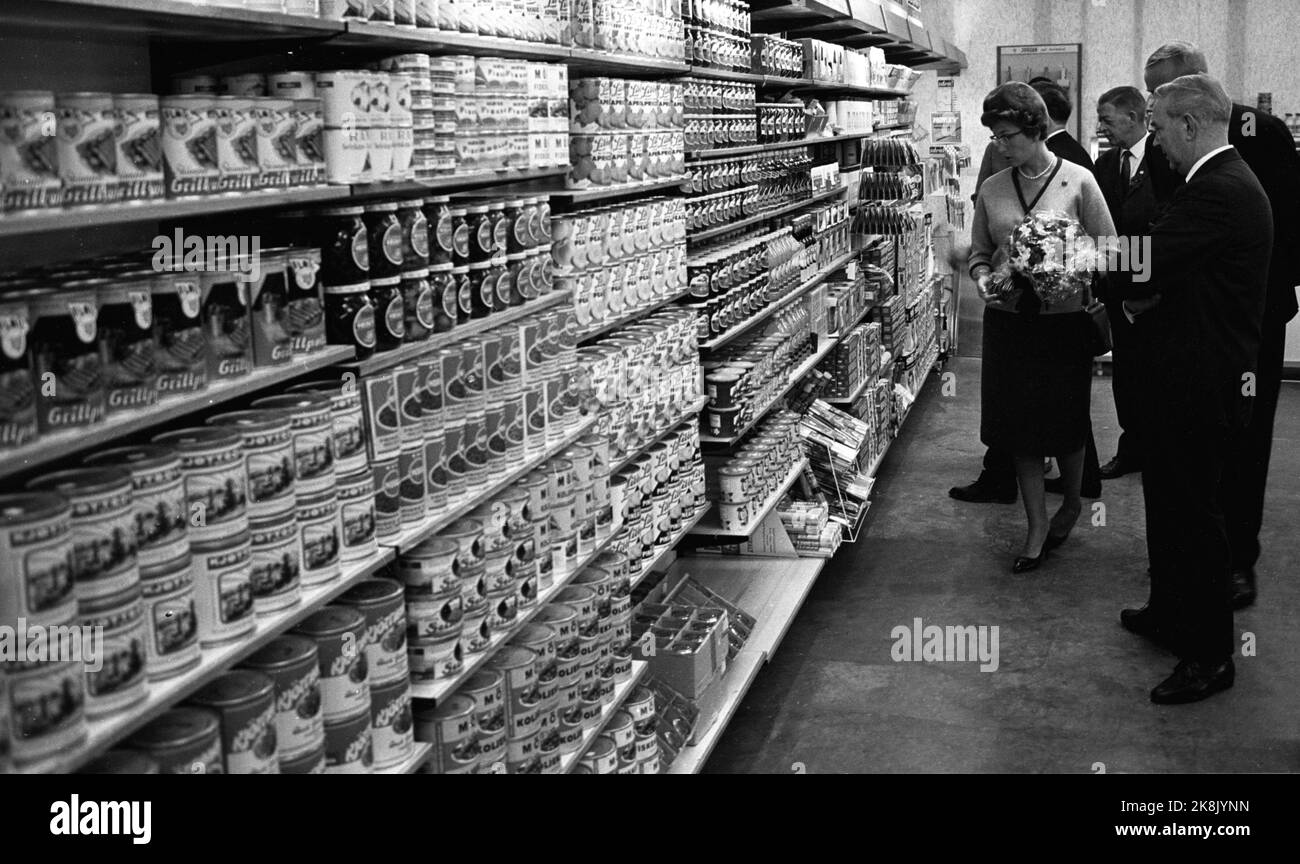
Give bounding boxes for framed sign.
[996,43,1082,140]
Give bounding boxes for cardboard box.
[633,605,730,699]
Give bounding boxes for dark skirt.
[981,306,1093,457]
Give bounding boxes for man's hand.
[1122,293,1162,322]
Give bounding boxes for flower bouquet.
[987,210,1099,306]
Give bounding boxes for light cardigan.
[968,158,1117,314]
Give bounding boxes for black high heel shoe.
[1043,530,1070,552]
[1012,547,1048,573]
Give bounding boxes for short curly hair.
[980,82,1049,140]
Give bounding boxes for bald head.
[1144,41,1209,91]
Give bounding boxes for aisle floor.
[703,357,1300,774]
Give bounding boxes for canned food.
[398,536,459,597]
[461,669,506,736]
[0,492,75,626]
[414,694,477,775]
[189,532,254,646]
[293,606,369,723]
[474,729,506,773]
[241,635,325,763]
[555,585,598,637]
[296,491,342,587]
[487,645,540,740]
[371,456,402,542]
[398,442,427,525]
[250,393,337,498]
[56,92,121,205]
[506,730,540,774]
[77,588,148,719]
[407,631,463,682]
[336,578,409,687]
[206,410,296,521]
[29,285,105,432]
[281,747,326,774]
[579,735,618,774]
[126,707,221,774]
[212,95,259,192]
[1,90,63,210]
[284,248,326,355]
[323,711,373,774]
[160,95,220,197]
[79,750,160,774]
[441,518,484,580]
[458,594,489,654]
[137,553,201,680]
[253,97,297,188]
[188,671,279,774]
[369,677,414,769]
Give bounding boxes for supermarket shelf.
[700,337,838,448]
[350,167,568,199]
[577,287,693,344]
[691,458,808,537]
[685,66,766,84]
[377,742,434,775]
[629,503,713,592]
[383,414,598,554]
[31,548,396,775]
[561,661,649,773]
[873,122,914,132]
[338,21,572,60]
[549,176,687,205]
[610,396,711,476]
[409,523,621,703]
[700,247,857,351]
[666,649,763,775]
[340,291,571,377]
[685,131,877,161]
[568,48,690,77]
[681,555,825,661]
[823,372,874,407]
[3,0,345,40]
[0,345,356,482]
[688,184,846,244]
[795,81,912,99]
[0,187,343,238]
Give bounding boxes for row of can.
[566,130,687,190]
[325,0,572,45]
[568,78,685,134]
[701,306,815,437]
[564,248,688,334]
[550,196,685,274]
[707,410,806,533]
[573,0,688,62]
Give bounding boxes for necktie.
[1120,149,1132,190]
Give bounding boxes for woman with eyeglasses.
[969,82,1116,573]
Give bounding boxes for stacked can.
[399,536,462,683]
[426,58,457,177]
[554,581,604,739]
[571,564,616,708]
[338,579,414,770]
[0,492,87,768]
[413,693,477,774]
[485,646,542,774]
[709,410,801,533]
[250,393,342,588]
[380,55,434,181]
[609,422,705,583]
[392,362,427,527]
[510,623,562,773]
[241,635,326,772]
[292,606,373,774]
[186,670,279,774]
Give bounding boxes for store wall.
[912,0,1300,362]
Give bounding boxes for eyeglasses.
[989,130,1027,144]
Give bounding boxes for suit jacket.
[973,129,1094,197]
[1230,104,1300,323]
[1093,140,1181,304]
[1131,149,1272,430]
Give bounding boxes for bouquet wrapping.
[989,210,1098,306]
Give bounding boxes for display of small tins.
[187,670,279,774]
[707,410,803,532]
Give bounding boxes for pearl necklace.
[1017,156,1056,180]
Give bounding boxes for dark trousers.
[1222,318,1286,572]
[1141,420,1236,663]
[983,432,1101,487]
[1104,297,1144,464]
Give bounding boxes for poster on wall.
[996,43,1082,140]
[931,111,962,143]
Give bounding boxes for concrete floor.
[703,348,1300,774]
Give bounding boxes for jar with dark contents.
[30,283,106,432]
[370,276,405,351]
[504,198,529,254]
[466,204,493,264]
[488,259,510,311]
[449,205,470,268]
[424,195,453,267]
[318,206,369,287]
[325,283,377,359]
[535,245,554,295]
[401,269,435,342]
[96,274,157,413]
[364,201,404,280]
[487,201,507,260]
[451,264,472,324]
[467,262,493,319]
[535,197,551,245]
[0,289,39,448]
[430,263,456,333]
[397,197,429,273]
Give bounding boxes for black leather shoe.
[1150,658,1235,704]
[1043,476,1102,498]
[1230,569,1256,610]
[1099,456,1140,480]
[1012,551,1046,573]
[949,473,1017,504]
[1120,606,1173,646]
[1043,531,1069,552]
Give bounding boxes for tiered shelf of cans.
[0,0,963,777]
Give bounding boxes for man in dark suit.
[1091,86,1182,479]
[1144,42,1300,609]
[952,81,1104,504]
[1119,73,1272,703]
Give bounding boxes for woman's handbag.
[1083,279,1112,356]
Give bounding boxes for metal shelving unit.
[549,176,688,206]
[685,131,878,162]
[688,184,846,245]
[690,458,808,537]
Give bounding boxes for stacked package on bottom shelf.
[798,401,876,529]
[776,500,844,556]
[818,321,884,402]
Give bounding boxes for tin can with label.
[369,676,414,769]
[324,711,373,774]
[293,605,369,722]
[441,419,466,500]
[398,442,427,525]
[407,629,463,683]
[337,578,408,686]
[461,668,506,737]
[126,707,220,775]
[283,248,326,355]
[246,513,302,615]
[283,379,367,477]
[82,446,185,572]
[189,532,253,646]
[335,469,377,562]
[251,393,337,499]
[406,579,463,642]
[246,250,293,366]
[95,277,156,414]
[241,635,324,763]
[188,670,279,774]
[206,410,296,521]
[199,271,252,381]
[137,553,200,681]
[483,545,516,593]
[29,285,106,432]
[360,371,401,462]
[148,273,206,395]
[160,94,219,197]
[253,97,298,188]
[486,582,519,635]
[530,516,553,588]
[77,586,147,719]
[371,456,402,542]
[440,516,484,579]
[511,622,557,701]
[25,468,139,606]
[281,747,326,774]
[56,92,122,205]
[1,90,63,211]
[297,491,342,587]
[400,536,459,597]
[461,412,488,494]
[488,645,540,740]
[212,95,259,192]
[414,694,478,775]
[0,291,37,450]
